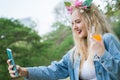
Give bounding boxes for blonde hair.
[71,3,113,73]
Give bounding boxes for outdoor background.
[0,0,120,80]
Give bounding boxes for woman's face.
[71,10,87,39]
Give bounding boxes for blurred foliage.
[111,16,120,39]
[105,0,120,39]
[41,22,74,62]
[0,18,42,80]
[105,0,120,16]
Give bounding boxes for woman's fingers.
[8,65,17,78]
[7,60,20,78]
[9,70,15,74]
[16,65,20,70]
[8,65,15,76]
[7,59,11,66]
[8,65,13,71]
[10,73,16,78]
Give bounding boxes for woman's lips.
[77,30,82,34]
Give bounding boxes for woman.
[7,0,120,80]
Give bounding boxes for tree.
[105,0,120,16]
[0,18,42,79]
[42,22,74,62]
[104,0,120,39]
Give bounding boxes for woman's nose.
[73,23,78,30]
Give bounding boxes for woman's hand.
[89,34,105,58]
[7,60,28,78]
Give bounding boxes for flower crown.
[64,0,93,14]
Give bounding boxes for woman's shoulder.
[103,33,120,50]
[102,33,118,42]
[103,33,115,39]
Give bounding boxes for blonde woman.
[7,0,120,80]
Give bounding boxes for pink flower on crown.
[74,0,83,7]
[83,6,87,9]
[66,6,73,14]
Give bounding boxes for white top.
[80,60,97,80]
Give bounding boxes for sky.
[0,0,105,36]
[0,0,61,35]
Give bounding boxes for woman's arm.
[99,33,120,79]
[24,48,73,80]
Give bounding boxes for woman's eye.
[76,21,81,23]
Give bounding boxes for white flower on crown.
[80,9,84,13]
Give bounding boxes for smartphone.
[6,48,19,77]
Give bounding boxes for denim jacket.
[25,33,120,80]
